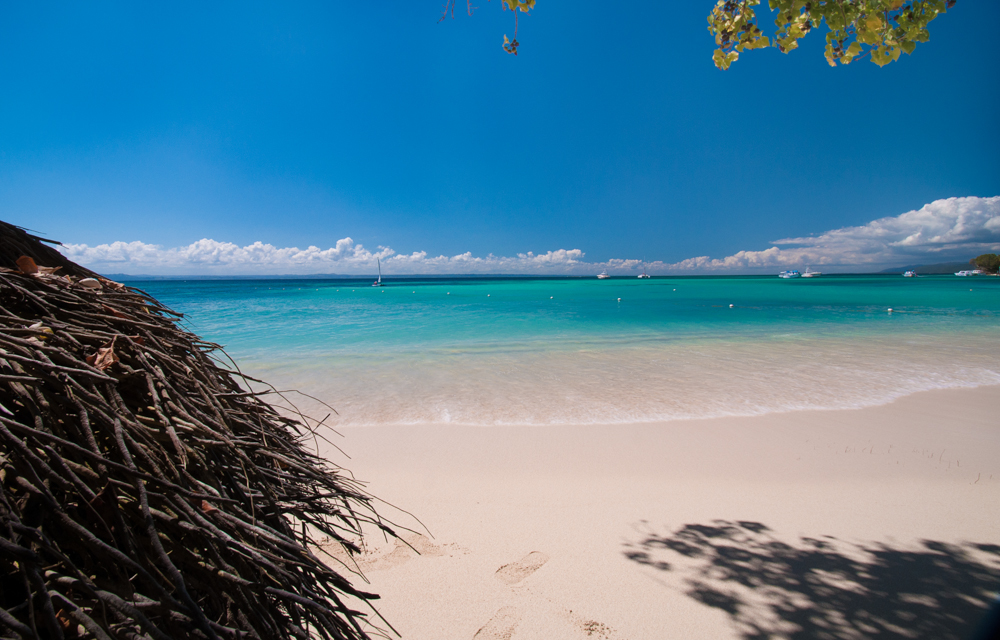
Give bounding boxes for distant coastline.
[876,261,974,275]
[103,269,966,281]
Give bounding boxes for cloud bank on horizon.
[61,196,1000,275]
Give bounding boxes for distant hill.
[878,261,971,275]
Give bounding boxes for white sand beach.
[323,385,1000,640]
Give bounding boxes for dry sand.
[321,385,1000,640]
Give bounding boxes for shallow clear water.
[137,275,1000,426]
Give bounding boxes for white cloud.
[60,237,588,275]
[59,196,999,275]
[661,196,1000,272]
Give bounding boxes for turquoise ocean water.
[137,275,1000,426]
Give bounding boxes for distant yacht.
[372,258,384,286]
[778,270,801,279]
[637,258,651,279]
[903,270,918,278]
[954,269,982,276]
[801,267,822,278]
[597,270,611,279]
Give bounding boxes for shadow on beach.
[623,519,1000,639]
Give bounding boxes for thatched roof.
[0,222,100,279]
[0,222,396,639]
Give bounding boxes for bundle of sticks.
[0,223,396,639]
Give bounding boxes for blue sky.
[1,1,998,274]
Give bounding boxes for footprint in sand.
[494,551,549,585]
[473,606,520,640]
[579,619,614,638]
[363,533,473,572]
[321,534,468,574]
[362,534,442,571]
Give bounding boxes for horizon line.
[102,270,943,280]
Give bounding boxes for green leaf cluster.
[501,0,535,11]
[971,253,1000,274]
[707,0,954,70]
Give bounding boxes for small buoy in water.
[729,304,734,308]
[413,291,415,293]
[550,296,553,299]
[673,288,676,291]
[617,297,621,302]
[487,294,490,297]
[888,308,893,312]
[447,292,450,295]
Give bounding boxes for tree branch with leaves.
[439,0,535,54]
[707,0,955,70]
[441,0,953,66]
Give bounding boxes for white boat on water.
[597,270,611,279]
[903,270,918,277]
[778,270,801,279]
[372,258,384,286]
[955,270,983,276]
[801,267,822,278]
[637,258,651,278]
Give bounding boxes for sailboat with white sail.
[372,258,384,287]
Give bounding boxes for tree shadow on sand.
[623,520,1000,639]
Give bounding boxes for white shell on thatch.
[79,278,101,289]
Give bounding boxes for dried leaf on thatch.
[86,336,120,370]
[15,255,38,275]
